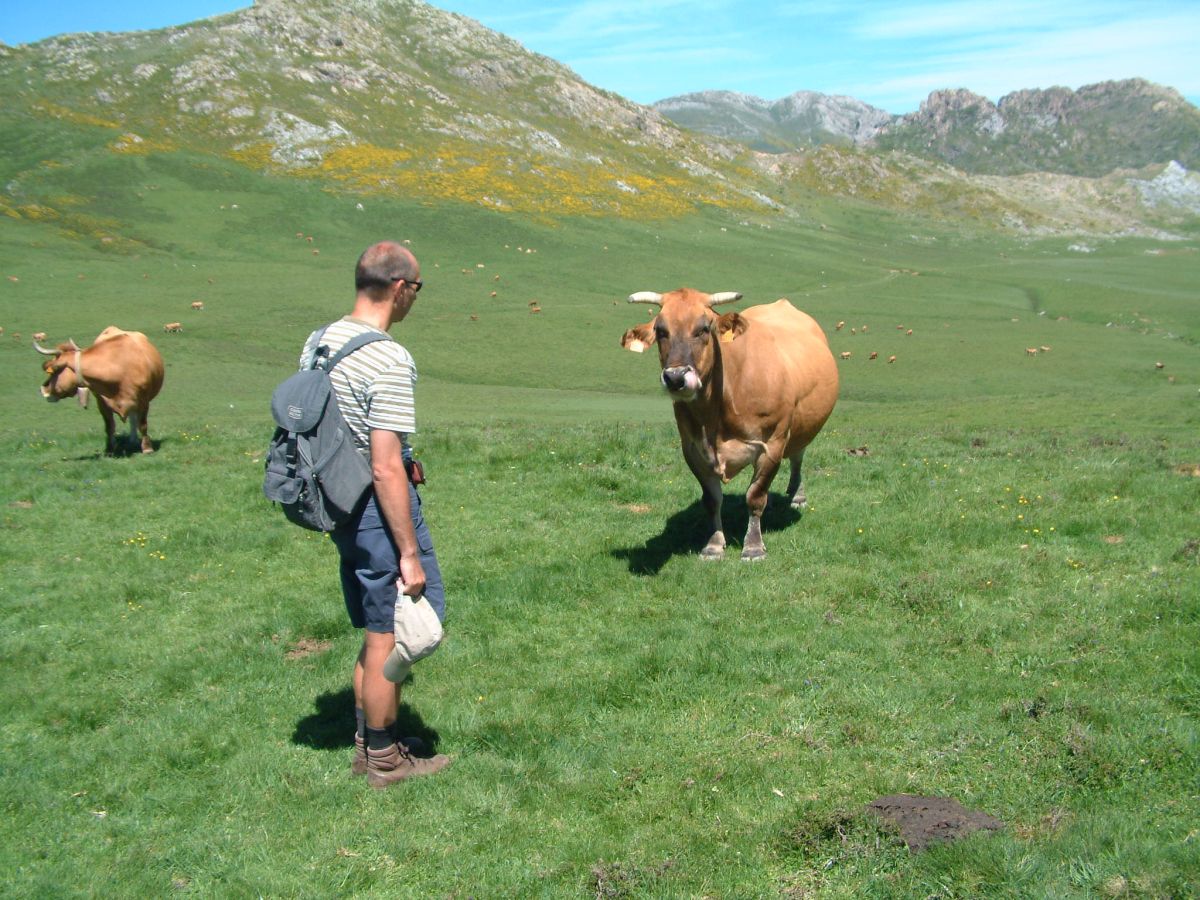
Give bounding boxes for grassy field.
[1,149,1198,896]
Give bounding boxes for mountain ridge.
[652,90,892,152]
[655,79,1200,178]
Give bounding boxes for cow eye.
[695,322,711,337]
[654,324,668,341]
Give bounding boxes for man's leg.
[351,648,429,773]
[359,616,450,787]
[359,631,401,730]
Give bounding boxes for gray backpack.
[263,328,391,532]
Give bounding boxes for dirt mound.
[866,794,1004,851]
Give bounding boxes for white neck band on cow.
[74,348,89,408]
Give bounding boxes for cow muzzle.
[662,366,702,396]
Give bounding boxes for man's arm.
[369,428,426,599]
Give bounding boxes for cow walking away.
[34,327,165,455]
[621,288,838,560]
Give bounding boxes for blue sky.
[2,1,1197,113]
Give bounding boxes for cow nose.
[662,366,691,392]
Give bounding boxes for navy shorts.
[331,485,445,633]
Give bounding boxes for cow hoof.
[741,548,766,562]
[700,547,725,561]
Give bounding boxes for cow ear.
[716,312,748,343]
[621,321,657,353]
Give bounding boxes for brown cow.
[34,327,165,454]
[621,288,838,560]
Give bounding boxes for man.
[299,241,450,788]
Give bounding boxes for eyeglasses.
[392,276,423,293]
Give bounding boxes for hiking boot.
[352,733,429,776]
[366,741,451,788]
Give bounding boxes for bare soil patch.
[866,794,1004,851]
[286,638,332,660]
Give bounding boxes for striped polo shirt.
[299,317,418,455]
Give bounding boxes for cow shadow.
[292,686,442,754]
[63,437,164,461]
[612,492,802,575]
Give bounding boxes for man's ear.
[621,320,657,353]
[715,312,748,343]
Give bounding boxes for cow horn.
[707,292,743,306]
[34,340,57,355]
[67,338,81,351]
[628,292,663,305]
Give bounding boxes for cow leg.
[132,408,154,454]
[698,476,726,560]
[683,444,726,559]
[742,456,782,561]
[786,450,807,509]
[98,403,117,455]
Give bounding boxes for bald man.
[298,241,450,787]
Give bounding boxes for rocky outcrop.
[1131,160,1200,213]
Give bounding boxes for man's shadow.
[292,686,442,755]
[612,492,801,574]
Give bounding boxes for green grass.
[1,148,1198,896]
[1,424,1196,896]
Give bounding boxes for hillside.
[0,0,767,222]
[0,0,1197,240]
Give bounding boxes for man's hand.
[398,554,426,598]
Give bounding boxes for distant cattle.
[840,351,852,360]
[34,327,165,454]
[163,322,183,333]
[32,331,47,342]
[621,288,838,560]
[191,301,205,311]
[887,355,897,364]
[1026,347,1038,355]
[869,351,878,360]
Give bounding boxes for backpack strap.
[305,326,393,372]
[284,429,299,479]
[327,331,393,371]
